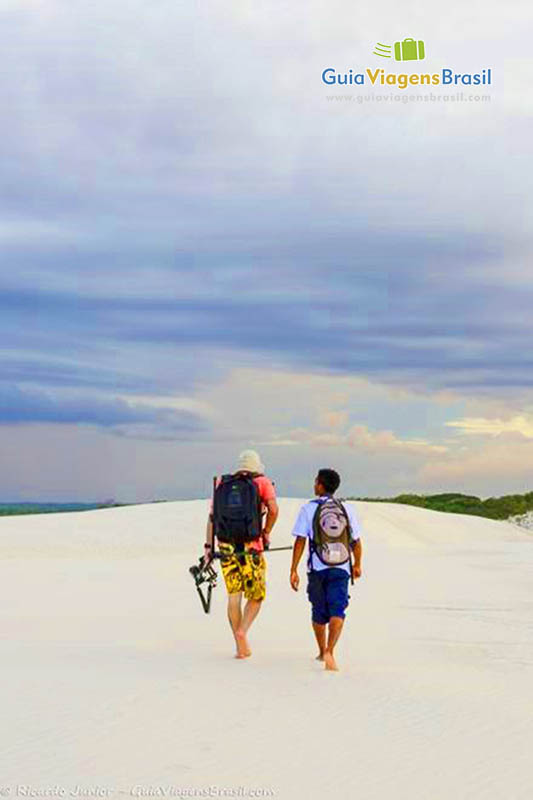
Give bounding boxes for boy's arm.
[351,538,362,579]
[290,536,306,591]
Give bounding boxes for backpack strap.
[335,498,355,585]
[308,497,326,572]
[335,497,353,536]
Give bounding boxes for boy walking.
[290,468,362,671]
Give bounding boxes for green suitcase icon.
[394,38,425,61]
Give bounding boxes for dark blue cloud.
[0,385,207,437]
[0,358,158,393]
[1,228,532,401]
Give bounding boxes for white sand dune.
[1,499,532,799]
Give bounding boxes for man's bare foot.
[234,629,252,659]
[324,651,339,671]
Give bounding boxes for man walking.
[290,468,362,671]
[205,450,278,659]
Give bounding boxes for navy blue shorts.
[307,568,350,624]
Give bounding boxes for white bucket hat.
[237,449,264,474]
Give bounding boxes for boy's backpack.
[212,473,262,548]
[311,497,352,567]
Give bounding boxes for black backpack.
[212,473,262,547]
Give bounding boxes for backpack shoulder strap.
[329,496,349,517]
[336,498,354,584]
[335,498,353,536]
[308,499,324,571]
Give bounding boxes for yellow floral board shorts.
[219,544,267,601]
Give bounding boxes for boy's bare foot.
[235,629,252,659]
[324,651,339,671]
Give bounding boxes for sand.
[1,498,532,799]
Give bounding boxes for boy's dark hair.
[316,468,341,495]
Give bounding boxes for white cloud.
[446,415,533,439]
[417,435,533,494]
[270,424,448,454]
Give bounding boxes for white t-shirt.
[291,497,361,574]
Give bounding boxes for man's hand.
[352,564,362,580]
[290,569,300,591]
[262,530,271,550]
[202,543,213,567]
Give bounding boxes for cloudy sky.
[1,0,532,501]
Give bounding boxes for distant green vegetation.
[0,502,118,517]
[350,491,533,520]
